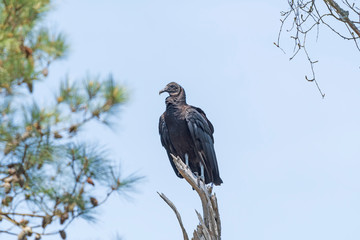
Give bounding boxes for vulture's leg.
[200,163,205,183]
[197,152,206,185]
[208,183,214,194]
[194,163,205,187]
[185,153,189,167]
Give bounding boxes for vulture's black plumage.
[159,82,223,185]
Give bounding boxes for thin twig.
[157,192,189,240]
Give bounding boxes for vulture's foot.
[207,183,214,194]
[184,153,189,169]
[194,172,205,188]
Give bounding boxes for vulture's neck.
[165,88,187,110]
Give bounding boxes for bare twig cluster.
[158,155,221,240]
[276,0,360,97]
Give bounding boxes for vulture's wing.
[192,106,214,136]
[185,107,221,184]
[159,113,182,178]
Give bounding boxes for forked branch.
[158,155,221,240]
[277,0,360,97]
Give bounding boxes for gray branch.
[158,155,221,240]
[157,192,189,240]
[324,0,360,38]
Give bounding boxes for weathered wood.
[159,155,221,240]
[157,192,189,240]
[195,210,212,240]
[210,193,221,237]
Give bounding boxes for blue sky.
[38,0,360,239]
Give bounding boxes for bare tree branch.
[157,192,189,240]
[277,0,360,97]
[158,155,221,240]
[325,0,360,37]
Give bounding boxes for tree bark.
[158,155,221,240]
[324,0,360,38]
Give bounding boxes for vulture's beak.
[159,88,167,95]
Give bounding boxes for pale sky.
[37,0,360,239]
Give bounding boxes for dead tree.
[158,155,221,240]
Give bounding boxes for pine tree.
[0,1,139,239]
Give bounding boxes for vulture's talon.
[194,172,200,187]
[208,183,214,194]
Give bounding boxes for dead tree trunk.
[158,155,221,240]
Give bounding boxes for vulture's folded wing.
[159,113,182,178]
[185,107,222,185]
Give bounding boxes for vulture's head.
[159,82,183,97]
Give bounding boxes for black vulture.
[159,82,223,185]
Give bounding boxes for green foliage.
[0,0,67,93]
[0,1,139,239]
